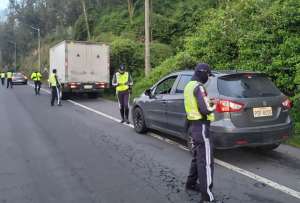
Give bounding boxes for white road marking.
[30,84,300,200]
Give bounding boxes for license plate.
[84,85,93,89]
[253,107,273,118]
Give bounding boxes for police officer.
[48,69,61,106]
[112,64,133,124]
[184,64,220,203]
[31,70,42,95]
[6,70,13,89]
[0,71,5,86]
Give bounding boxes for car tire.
[256,144,280,151]
[133,107,148,133]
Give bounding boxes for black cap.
[195,63,212,76]
[119,64,125,71]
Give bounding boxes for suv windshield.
[218,74,281,98]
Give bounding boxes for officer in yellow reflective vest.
[184,64,219,203]
[48,69,61,106]
[112,64,133,124]
[6,70,13,89]
[31,71,42,95]
[0,71,5,86]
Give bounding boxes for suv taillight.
[282,98,292,109]
[216,100,244,113]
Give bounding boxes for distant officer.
[184,64,219,203]
[31,70,42,95]
[112,64,133,124]
[48,69,61,106]
[0,71,5,86]
[6,70,13,89]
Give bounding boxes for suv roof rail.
[212,69,261,74]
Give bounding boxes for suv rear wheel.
[133,107,148,133]
[256,144,280,151]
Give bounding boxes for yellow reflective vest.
[6,72,13,79]
[31,72,42,81]
[0,73,5,78]
[184,81,215,121]
[48,74,57,87]
[116,72,129,92]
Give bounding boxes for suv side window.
[154,76,177,95]
[175,75,192,94]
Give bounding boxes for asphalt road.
[0,84,299,203]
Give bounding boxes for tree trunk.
[81,0,91,41]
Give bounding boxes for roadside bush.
[150,43,174,68]
[110,37,144,78]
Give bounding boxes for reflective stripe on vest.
[116,72,129,92]
[184,81,215,121]
[48,74,57,87]
[6,72,13,79]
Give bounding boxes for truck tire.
[88,92,99,99]
[61,92,70,100]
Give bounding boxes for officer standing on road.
[184,63,220,203]
[0,71,5,86]
[112,64,133,124]
[31,70,42,95]
[48,69,62,106]
[6,70,13,89]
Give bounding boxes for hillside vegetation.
[0,0,299,146]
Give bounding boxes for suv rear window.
[218,74,281,98]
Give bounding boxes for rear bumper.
[12,80,27,84]
[211,122,293,149]
[62,82,109,93]
[63,88,104,93]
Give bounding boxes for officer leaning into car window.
[0,71,5,86]
[48,69,62,106]
[31,70,42,95]
[184,63,220,203]
[6,70,13,89]
[112,64,133,124]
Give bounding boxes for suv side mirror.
[145,89,152,97]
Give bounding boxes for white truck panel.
[49,41,66,82]
[67,42,110,83]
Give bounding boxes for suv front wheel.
[133,107,148,133]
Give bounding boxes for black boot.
[120,108,125,123]
[125,108,130,124]
[200,200,223,203]
[185,182,201,192]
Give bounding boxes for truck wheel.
[61,92,70,100]
[133,107,148,133]
[88,92,98,99]
[256,144,280,151]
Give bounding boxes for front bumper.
[211,122,293,149]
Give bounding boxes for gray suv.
[132,70,293,150]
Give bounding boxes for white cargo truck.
[49,40,110,99]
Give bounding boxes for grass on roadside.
[286,123,300,148]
